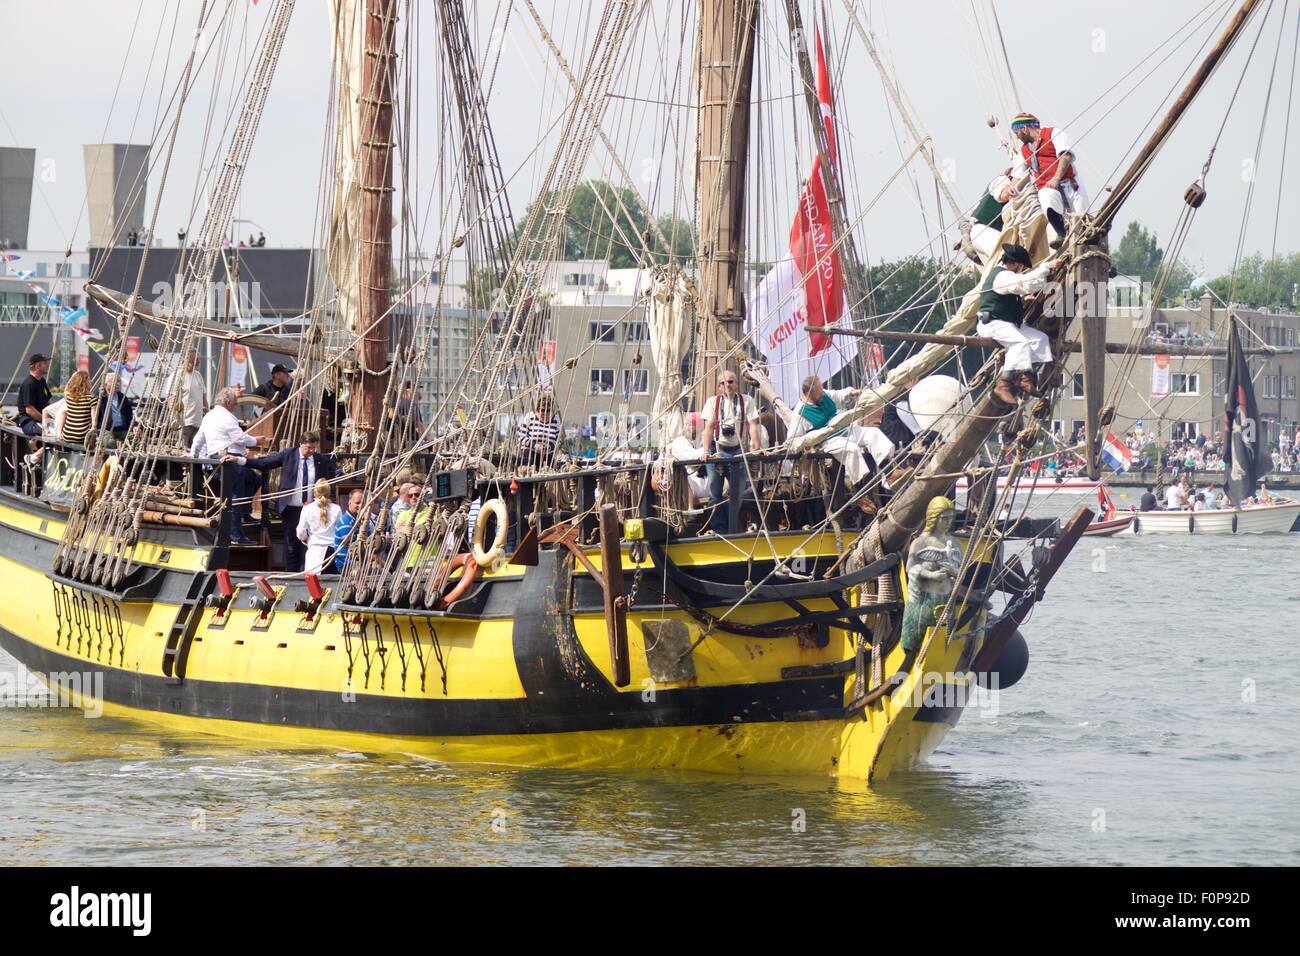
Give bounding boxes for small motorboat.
[1081,486,1134,536]
[1128,497,1300,534]
[1082,513,1135,536]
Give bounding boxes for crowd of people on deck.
[11,108,1182,572]
[15,353,140,457]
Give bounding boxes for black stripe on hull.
[0,495,847,738]
[0,624,845,737]
[912,700,965,728]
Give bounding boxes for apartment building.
[1055,291,1300,447]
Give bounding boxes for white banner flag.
[1151,354,1170,397]
[748,257,853,407]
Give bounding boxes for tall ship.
[0,0,1276,783]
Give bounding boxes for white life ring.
[472,498,509,566]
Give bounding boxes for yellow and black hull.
[0,491,992,783]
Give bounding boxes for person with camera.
[700,370,761,533]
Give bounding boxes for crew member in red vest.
[1010,112,1088,250]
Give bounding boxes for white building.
[0,249,91,324]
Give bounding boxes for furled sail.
[327,0,365,349]
[646,266,692,449]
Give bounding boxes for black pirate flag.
[1223,318,1268,506]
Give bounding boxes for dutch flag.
[1100,432,1133,473]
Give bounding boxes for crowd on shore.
[1036,424,1300,479]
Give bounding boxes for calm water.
[3,498,1297,865]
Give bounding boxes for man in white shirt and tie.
[194,387,261,544]
[232,431,338,571]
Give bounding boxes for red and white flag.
[748,27,854,405]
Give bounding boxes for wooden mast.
[1076,236,1110,478]
[352,0,397,449]
[695,0,758,410]
[866,0,1263,559]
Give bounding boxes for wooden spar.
[804,325,1296,357]
[141,499,206,518]
[1097,0,1262,229]
[781,0,872,374]
[695,0,758,411]
[542,517,628,686]
[84,283,333,361]
[598,503,631,688]
[351,0,396,450]
[865,0,1264,561]
[1077,238,1111,478]
[139,510,216,529]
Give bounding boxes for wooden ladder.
[162,573,210,685]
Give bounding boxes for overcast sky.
[2,0,1295,280]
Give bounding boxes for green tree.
[1113,221,1163,282]
[1204,251,1300,310]
[513,180,694,268]
[855,255,977,333]
[1113,220,1195,304]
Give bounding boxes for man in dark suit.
[238,431,337,571]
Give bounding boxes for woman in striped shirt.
[58,371,96,446]
[515,394,561,468]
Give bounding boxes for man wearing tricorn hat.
[977,243,1061,405]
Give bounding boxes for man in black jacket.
[16,353,51,437]
[252,364,293,405]
[230,431,337,571]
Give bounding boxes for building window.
[1070,420,1085,442]
[588,412,614,437]
[588,320,616,343]
[1287,328,1296,347]
[622,368,649,395]
[625,321,649,342]
[589,368,615,395]
[624,413,650,443]
[566,273,596,287]
[1172,372,1199,395]
[1071,372,1085,399]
